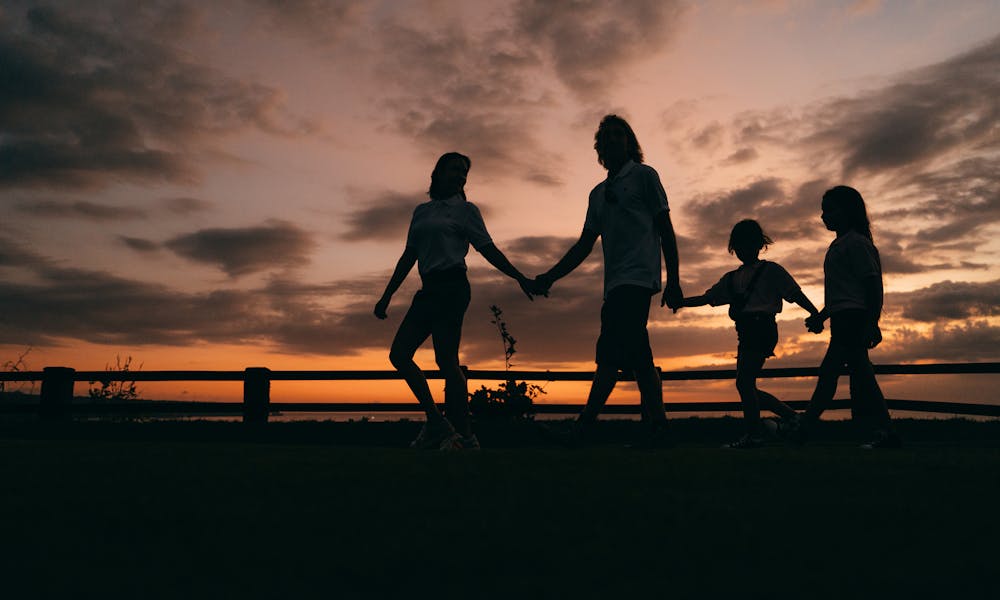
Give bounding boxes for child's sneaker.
[860,429,902,449]
[410,419,456,450]
[722,434,764,449]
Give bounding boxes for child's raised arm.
[681,294,710,308]
[788,289,820,319]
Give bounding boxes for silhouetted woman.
[798,185,900,448]
[374,152,534,450]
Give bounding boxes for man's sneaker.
[722,434,764,449]
[861,430,902,450]
[410,419,456,450]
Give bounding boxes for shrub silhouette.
[88,355,142,402]
[468,305,544,420]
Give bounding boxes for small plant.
[88,355,142,402]
[1,347,36,396]
[468,305,544,420]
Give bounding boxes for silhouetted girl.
[798,185,900,448]
[374,152,534,450]
[682,219,819,448]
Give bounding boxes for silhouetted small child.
[798,185,900,448]
[682,220,819,448]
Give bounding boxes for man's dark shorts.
[596,284,655,370]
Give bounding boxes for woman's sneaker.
[438,432,480,451]
[410,419,456,450]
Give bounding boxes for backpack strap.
[728,261,770,317]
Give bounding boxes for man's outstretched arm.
[536,229,599,292]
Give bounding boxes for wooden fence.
[1,362,998,422]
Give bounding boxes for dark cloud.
[165,220,316,277]
[118,236,159,253]
[876,321,1000,363]
[13,200,147,220]
[160,196,212,215]
[246,0,365,46]
[511,0,689,98]
[807,36,1000,178]
[340,191,420,242]
[685,178,823,250]
[0,4,311,190]
[723,147,758,165]
[370,1,688,184]
[887,279,1000,322]
[375,19,558,185]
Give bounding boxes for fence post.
[243,367,271,424]
[40,367,75,421]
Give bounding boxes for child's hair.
[727,219,773,254]
[428,152,471,201]
[594,114,644,167]
[822,185,873,241]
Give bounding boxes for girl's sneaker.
[722,434,764,449]
[860,430,902,449]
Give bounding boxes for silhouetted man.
[535,114,683,447]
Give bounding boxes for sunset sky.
[2,0,998,406]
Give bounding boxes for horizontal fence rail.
[1,362,998,421]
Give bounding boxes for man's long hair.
[594,114,643,167]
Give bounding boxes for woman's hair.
[822,185,873,241]
[594,114,643,167]
[728,219,773,254]
[428,152,471,201]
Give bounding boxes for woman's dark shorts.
[595,285,655,370]
[735,313,778,359]
[396,267,471,362]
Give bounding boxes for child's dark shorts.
[595,284,655,370]
[735,313,778,359]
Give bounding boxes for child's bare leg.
[757,389,797,420]
[735,353,766,435]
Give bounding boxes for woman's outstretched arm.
[374,247,417,319]
[477,243,535,300]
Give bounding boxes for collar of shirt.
[605,159,637,183]
[437,193,465,207]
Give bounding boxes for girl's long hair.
[428,152,471,201]
[594,114,643,167]
[823,185,874,242]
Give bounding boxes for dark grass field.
[1,417,998,599]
